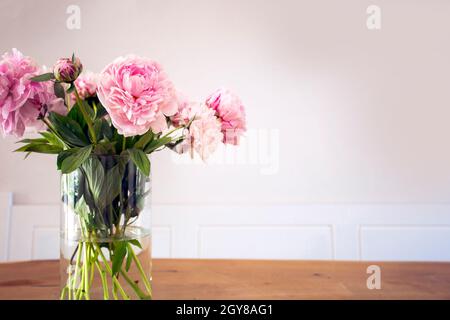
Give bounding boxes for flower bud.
[53,57,83,83]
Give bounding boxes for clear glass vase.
[59,154,152,300]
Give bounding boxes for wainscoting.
[1,192,450,262]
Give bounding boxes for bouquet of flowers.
[0,49,246,300]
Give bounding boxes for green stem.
[119,269,150,299]
[74,87,97,144]
[127,243,152,296]
[66,274,71,300]
[66,92,72,111]
[89,260,95,288]
[92,100,98,116]
[75,256,85,299]
[121,207,132,235]
[161,126,183,139]
[42,118,57,135]
[94,243,130,300]
[70,241,83,300]
[89,247,97,288]
[95,261,109,300]
[113,275,129,299]
[60,287,67,300]
[122,135,126,152]
[112,281,119,300]
[75,243,87,300]
[84,244,91,300]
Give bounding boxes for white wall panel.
[32,226,59,260]
[8,205,59,261]
[152,226,172,258]
[0,193,12,262]
[3,202,450,262]
[360,226,450,261]
[199,226,333,259]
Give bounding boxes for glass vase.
[59,154,152,300]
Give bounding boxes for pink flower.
[205,88,246,145]
[0,49,64,137]
[68,71,98,104]
[74,71,98,99]
[174,102,223,160]
[97,55,178,136]
[169,91,191,127]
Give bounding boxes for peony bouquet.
[0,49,246,300]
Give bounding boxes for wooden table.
[0,259,449,299]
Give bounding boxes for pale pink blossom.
[68,71,98,105]
[75,71,98,99]
[169,91,192,127]
[97,55,178,136]
[205,88,246,145]
[0,49,64,137]
[175,102,223,160]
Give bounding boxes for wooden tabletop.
[0,259,449,299]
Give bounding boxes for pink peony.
[69,71,98,104]
[74,71,98,99]
[0,49,64,137]
[169,91,191,127]
[97,55,178,136]
[205,88,246,145]
[174,102,223,160]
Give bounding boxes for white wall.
[1,0,450,261]
[2,195,450,261]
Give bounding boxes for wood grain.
[0,259,449,299]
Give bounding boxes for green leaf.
[128,148,150,176]
[101,120,113,140]
[67,100,95,138]
[93,119,103,142]
[30,73,54,82]
[59,145,93,174]
[57,149,74,170]
[125,248,133,272]
[79,99,95,118]
[82,156,104,203]
[16,138,47,144]
[102,162,125,205]
[136,190,150,213]
[74,196,95,230]
[40,131,65,149]
[144,136,172,154]
[93,140,116,155]
[49,112,89,147]
[53,82,65,99]
[14,143,62,154]
[112,241,127,276]
[134,130,154,150]
[129,239,142,249]
[67,103,86,129]
[78,173,104,230]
